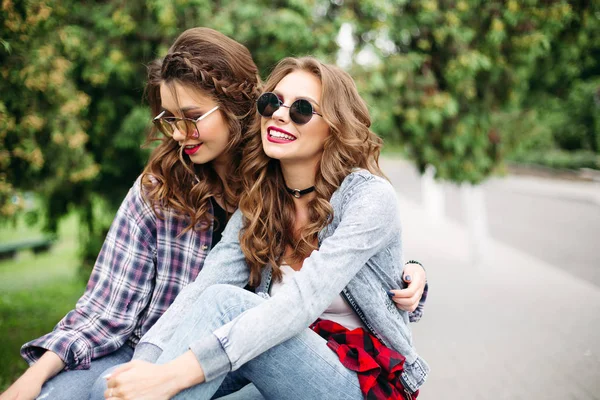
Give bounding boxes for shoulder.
[330,169,400,230]
[119,175,156,225]
[335,169,396,206]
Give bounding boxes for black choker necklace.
[286,186,315,198]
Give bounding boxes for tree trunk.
[421,164,445,221]
[460,183,490,266]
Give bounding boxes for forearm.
[23,351,65,385]
[166,350,206,393]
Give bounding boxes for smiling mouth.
[268,127,297,142]
[183,143,202,155]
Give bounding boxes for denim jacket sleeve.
[190,175,403,381]
[133,208,250,363]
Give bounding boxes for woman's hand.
[388,262,427,312]
[105,351,204,399]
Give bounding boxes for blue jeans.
[36,341,259,400]
[91,285,362,400]
[36,344,134,400]
[90,364,262,400]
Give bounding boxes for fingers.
[107,361,136,382]
[104,385,126,400]
[104,387,117,399]
[388,284,423,311]
[388,290,421,312]
[403,263,425,285]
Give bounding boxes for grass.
[0,212,86,391]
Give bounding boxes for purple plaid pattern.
[21,178,212,371]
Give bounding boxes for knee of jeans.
[89,366,117,400]
[198,284,260,317]
[89,378,107,400]
[199,284,245,305]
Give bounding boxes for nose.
[171,125,186,142]
[271,104,290,123]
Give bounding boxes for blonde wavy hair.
[239,57,385,285]
[142,27,261,232]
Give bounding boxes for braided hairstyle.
[142,27,261,232]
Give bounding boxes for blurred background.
[1,0,599,398]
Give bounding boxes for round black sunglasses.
[256,92,322,125]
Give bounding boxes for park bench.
[0,237,55,261]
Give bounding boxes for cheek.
[213,119,231,145]
[309,124,330,147]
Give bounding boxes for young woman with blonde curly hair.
[96,57,429,400]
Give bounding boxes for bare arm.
[0,351,64,400]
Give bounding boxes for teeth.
[269,130,295,140]
[185,144,199,149]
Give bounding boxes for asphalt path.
[380,157,600,288]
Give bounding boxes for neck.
[280,161,318,193]
[212,154,230,185]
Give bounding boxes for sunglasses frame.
[153,105,220,137]
[257,92,322,125]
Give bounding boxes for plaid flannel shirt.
[311,319,419,400]
[21,178,212,370]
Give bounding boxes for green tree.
[526,1,600,155]
[343,0,574,183]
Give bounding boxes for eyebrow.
[180,106,203,112]
[273,90,320,107]
[159,106,204,116]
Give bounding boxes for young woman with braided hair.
[0,27,264,400]
[1,30,427,400]
[93,57,429,400]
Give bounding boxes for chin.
[190,153,215,165]
[267,146,300,161]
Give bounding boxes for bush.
[553,79,600,153]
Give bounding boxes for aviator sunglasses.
[256,92,322,125]
[153,105,220,137]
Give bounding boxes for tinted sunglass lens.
[174,120,195,137]
[291,100,313,125]
[257,93,280,117]
[155,119,173,137]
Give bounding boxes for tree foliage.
[1,0,598,269]
[526,1,600,154]
[344,0,578,183]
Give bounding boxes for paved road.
[380,157,600,288]
[379,158,600,399]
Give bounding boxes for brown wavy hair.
[141,27,261,232]
[239,57,385,285]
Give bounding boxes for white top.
[269,264,365,330]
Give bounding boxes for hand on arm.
[104,351,204,400]
[0,351,64,400]
[387,261,427,312]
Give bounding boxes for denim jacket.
[134,169,429,393]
